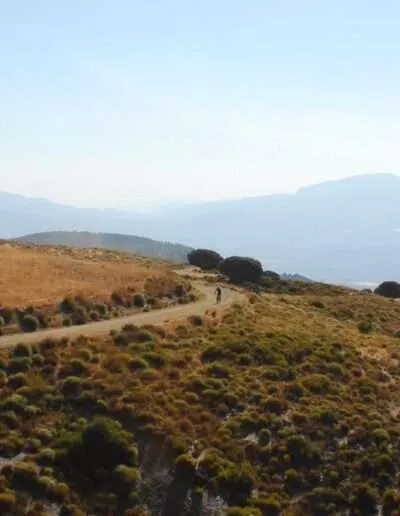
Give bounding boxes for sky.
[1,1,400,209]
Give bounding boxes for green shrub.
[63,316,72,327]
[1,394,28,412]
[69,358,89,377]
[187,249,223,271]
[302,374,332,394]
[89,310,100,321]
[127,357,149,371]
[0,308,15,325]
[358,320,373,334]
[174,454,196,479]
[57,417,138,479]
[8,356,32,373]
[219,256,263,284]
[0,493,16,512]
[7,372,28,389]
[61,377,83,397]
[114,464,141,493]
[96,303,109,317]
[37,447,56,465]
[141,352,166,368]
[375,281,400,299]
[133,294,146,308]
[12,461,40,491]
[13,342,32,358]
[20,314,39,332]
[72,307,89,325]
[60,297,79,313]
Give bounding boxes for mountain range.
[2,173,400,284]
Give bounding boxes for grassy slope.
[0,283,400,514]
[0,242,179,307]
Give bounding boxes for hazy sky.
[1,1,400,208]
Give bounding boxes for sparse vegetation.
[2,242,400,515]
[0,242,195,335]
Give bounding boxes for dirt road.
[0,283,241,349]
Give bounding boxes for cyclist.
[215,286,222,304]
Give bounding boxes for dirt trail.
[0,280,242,349]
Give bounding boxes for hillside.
[16,231,192,263]
[2,173,400,283]
[1,269,400,515]
[0,241,191,335]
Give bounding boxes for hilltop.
[0,249,400,514]
[16,231,192,263]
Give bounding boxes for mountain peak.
[297,173,400,197]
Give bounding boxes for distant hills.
[2,173,400,284]
[16,231,192,263]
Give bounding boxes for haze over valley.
[2,173,400,286]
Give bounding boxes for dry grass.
[0,242,179,307]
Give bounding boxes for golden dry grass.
[0,242,179,307]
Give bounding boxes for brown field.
[0,242,180,308]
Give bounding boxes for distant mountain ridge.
[17,231,192,263]
[2,173,400,283]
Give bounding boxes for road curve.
[0,284,242,349]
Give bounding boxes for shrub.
[63,316,72,327]
[112,291,125,306]
[20,314,39,332]
[0,493,16,512]
[189,315,203,326]
[174,454,196,479]
[141,352,166,368]
[7,372,28,389]
[358,320,373,334]
[96,303,109,317]
[8,356,32,373]
[61,377,83,397]
[133,294,146,308]
[89,310,100,321]
[114,464,141,493]
[219,256,263,284]
[72,307,89,325]
[0,308,15,325]
[69,359,89,377]
[350,483,378,515]
[128,357,149,371]
[57,417,138,478]
[302,374,332,394]
[375,281,400,299]
[60,297,78,313]
[175,284,186,298]
[187,249,223,270]
[12,461,40,491]
[262,270,281,282]
[13,342,32,358]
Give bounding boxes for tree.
[219,256,263,284]
[187,249,223,271]
[374,281,400,299]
